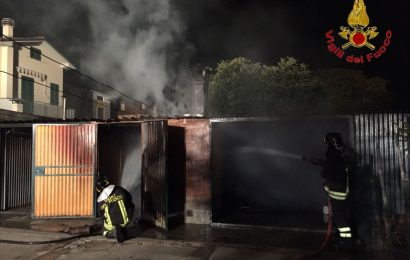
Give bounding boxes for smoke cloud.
[78,1,194,115]
[0,0,195,115]
[120,145,141,219]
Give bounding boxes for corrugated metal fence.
[0,130,32,210]
[33,124,96,217]
[353,113,409,215]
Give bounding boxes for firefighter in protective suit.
[321,132,354,249]
[96,176,135,243]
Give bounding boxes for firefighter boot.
[115,225,126,243]
[334,237,355,251]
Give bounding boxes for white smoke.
[120,147,141,191]
[78,0,194,115]
[120,145,142,218]
[0,0,195,116]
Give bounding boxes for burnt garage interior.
[98,122,186,228]
[98,123,143,219]
[0,125,32,213]
[211,117,352,229]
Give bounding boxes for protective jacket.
[321,148,350,200]
[98,185,135,234]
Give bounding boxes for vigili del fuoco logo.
[325,0,392,63]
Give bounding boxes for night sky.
[1,0,409,108]
[179,1,409,73]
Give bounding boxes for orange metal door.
[32,124,96,218]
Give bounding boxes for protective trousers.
[331,198,352,239]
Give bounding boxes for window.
[50,83,59,106]
[97,95,104,102]
[66,108,76,119]
[21,77,34,114]
[97,107,104,119]
[30,47,42,61]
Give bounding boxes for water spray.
[238,146,333,258]
[237,146,325,166]
[238,146,303,160]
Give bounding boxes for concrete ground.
[1,227,356,260]
[0,208,360,260]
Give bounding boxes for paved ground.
[0,225,358,260]
[0,208,367,260]
[0,228,354,260]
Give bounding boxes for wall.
[91,91,111,120]
[0,108,46,121]
[63,70,93,119]
[0,40,70,118]
[141,120,168,228]
[0,41,13,99]
[352,113,410,250]
[168,118,211,224]
[17,42,64,107]
[210,117,350,227]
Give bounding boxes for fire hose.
[298,197,333,260]
[238,149,336,258]
[0,232,100,245]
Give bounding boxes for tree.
[264,57,318,114]
[208,57,316,117]
[313,69,392,114]
[208,57,392,117]
[208,57,267,117]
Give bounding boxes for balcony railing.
[24,101,63,119]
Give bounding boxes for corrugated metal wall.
[33,124,96,217]
[141,120,168,229]
[0,130,32,211]
[353,113,409,215]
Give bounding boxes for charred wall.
[141,121,168,228]
[168,118,211,224]
[211,117,352,227]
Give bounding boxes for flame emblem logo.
[338,0,379,50]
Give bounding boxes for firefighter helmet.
[324,132,344,150]
[96,176,115,202]
[96,175,110,193]
[97,184,115,202]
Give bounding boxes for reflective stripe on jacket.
[324,169,349,200]
[100,186,134,231]
[338,226,352,238]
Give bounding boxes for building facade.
[64,69,112,120]
[0,18,74,119]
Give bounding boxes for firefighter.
[96,176,135,243]
[321,132,354,249]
